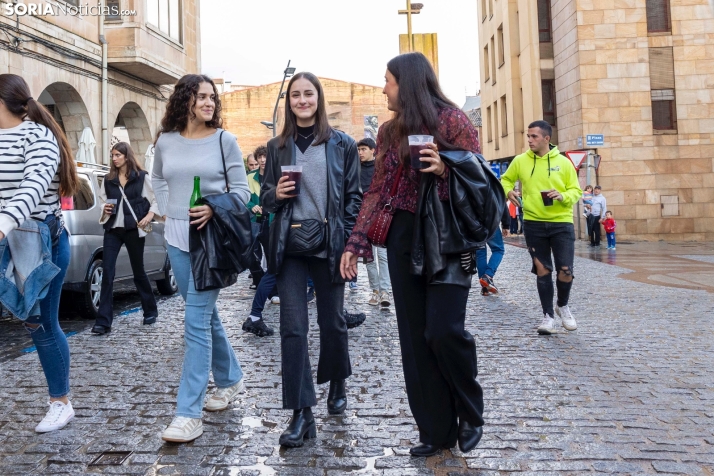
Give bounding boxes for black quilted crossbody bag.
[285,218,327,256]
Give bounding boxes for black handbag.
[285,218,326,256]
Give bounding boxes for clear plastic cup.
[281,165,303,195]
[106,198,118,215]
[408,135,434,170]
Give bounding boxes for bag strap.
[218,130,230,192]
[118,185,140,225]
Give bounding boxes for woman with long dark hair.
[152,74,251,443]
[341,53,485,456]
[261,72,361,447]
[92,142,160,335]
[0,73,79,432]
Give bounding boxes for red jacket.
[602,217,616,233]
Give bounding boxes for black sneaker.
[345,311,366,329]
[481,287,490,296]
[243,317,274,337]
[479,275,499,294]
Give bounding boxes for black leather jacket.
[189,193,254,291]
[412,150,506,287]
[261,130,362,283]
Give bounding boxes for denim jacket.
[0,219,60,320]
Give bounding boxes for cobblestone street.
[1,242,713,475]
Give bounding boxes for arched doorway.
[37,82,93,157]
[113,102,153,166]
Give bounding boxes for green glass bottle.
[190,176,201,208]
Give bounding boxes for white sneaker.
[368,290,380,306]
[270,296,280,304]
[556,305,577,331]
[35,400,75,433]
[204,379,245,411]
[537,314,556,335]
[161,416,203,443]
[379,291,391,307]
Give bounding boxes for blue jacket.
[0,219,60,320]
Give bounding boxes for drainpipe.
[99,1,108,165]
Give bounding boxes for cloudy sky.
[200,0,480,108]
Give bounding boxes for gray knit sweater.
[152,129,250,220]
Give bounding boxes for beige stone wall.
[479,0,545,161]
[221,79,392,157]
[0,0,201,165]
[555,0,714,241]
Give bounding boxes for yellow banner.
[399,33,439,78]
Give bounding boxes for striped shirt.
[0,121,61,236]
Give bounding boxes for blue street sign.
[586,134,604,146]
[490,162,501,178]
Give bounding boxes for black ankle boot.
[457,420,483,453]
[279,408,316,448]
[327,379,347,415]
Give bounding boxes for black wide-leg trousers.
[387,210,485,447]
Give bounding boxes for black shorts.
[523,221,575,276]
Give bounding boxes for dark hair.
[528,120,553,139]
[594,185,602,190]
[382,52,459,168]
[253,145,268,158]
[278,72,332,149]
[0,74,79,197]
[107,142,143,180]
[585,185,593,192]
[605,210,612,215]
[156,74,222,141]
[357,138,376,150]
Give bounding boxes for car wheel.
[78,259,103,320]
[156,255,178,295]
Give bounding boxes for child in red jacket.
[603,211,616,250]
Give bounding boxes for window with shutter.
[498,25,505,67]
[105,0,120,20]
[649,47,677,131]
[538,0,552,43]
[542,80,557,127]
[646,0,671,33]
[484,45,490,82]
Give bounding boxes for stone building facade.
[0,0,201,164]
[220,78,392,156]
[478,0,714,241]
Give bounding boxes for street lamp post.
[262,60,296,137]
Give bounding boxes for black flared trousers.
[387,210,485,447]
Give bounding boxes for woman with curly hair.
[152,74,251,443]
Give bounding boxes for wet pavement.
[0,243,713,475]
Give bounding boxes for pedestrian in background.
[152,74,251,443]
[93,142,160,335]
[246,145,268,289]
[342,52,485,457]
[246,153,258,172]
[357,137,392,308]
[261,72,361,448]
[582,184,593,237]
[0,73,79,432]
[603,210,617,250]
[501,120,582,336]
[477,207,511,296]
[588,185,607,247]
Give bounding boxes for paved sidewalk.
[0,244,713,475]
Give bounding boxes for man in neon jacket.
[501,120,582,335]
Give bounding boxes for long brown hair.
[278,72,332,149]
[156,74,222,141]
[381,53,459,168]
[0,74,79,197]
[107,142,143,180]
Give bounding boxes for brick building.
[478,0,714,241]
[220,78,391,156]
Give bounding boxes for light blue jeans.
[167,245,243,418]
[366,245,391,292]
[476,228,505,278]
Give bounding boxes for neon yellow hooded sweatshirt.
[501,145,582,223]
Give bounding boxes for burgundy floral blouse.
[345,107,481,260]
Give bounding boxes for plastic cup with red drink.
[281,165,303,196]
[408,135,434,170]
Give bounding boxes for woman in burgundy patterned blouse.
[341,53,485,457]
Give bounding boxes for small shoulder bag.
[118,185,152,238]
[367,162,403,248]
